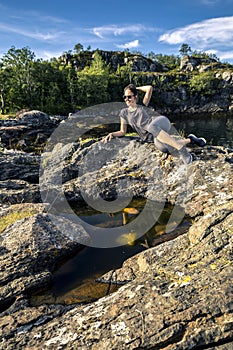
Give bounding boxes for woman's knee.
[146,116,171,137]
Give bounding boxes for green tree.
[179,43,192,56]
[0,46,37,111]
[76,51,110,107]
[147,52,180,69]
[191,49,219,62]
[74,43,84,54]
[0,63,7,113]
[31,58,72,114]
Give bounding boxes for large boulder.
[0,179,40,204]
[0,149,40,183]
[59,139,232,218]
[0,135,233,349]
[15,110,51,127]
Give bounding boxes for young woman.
[102,84,206,164]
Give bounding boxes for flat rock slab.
[0,136,232,349]
[0,199,232,349]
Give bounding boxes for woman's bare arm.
[136,85,153,106]
[102,117,127,143]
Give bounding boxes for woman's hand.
[102,133,113,144]
[102,125,127,144]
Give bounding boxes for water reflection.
[30,201,191,306]
[173,114,233,148]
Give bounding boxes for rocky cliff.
[60,49,165,72]
[141,67,233,116]
[59,50,233,116]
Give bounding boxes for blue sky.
[0,0,233,63]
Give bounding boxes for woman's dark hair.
[124,84,137,96]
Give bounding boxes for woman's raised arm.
[136,85,153,106]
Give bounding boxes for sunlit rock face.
[1,123,233,349]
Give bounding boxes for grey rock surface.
[0,117,232,349]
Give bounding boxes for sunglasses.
[123,94,134,100]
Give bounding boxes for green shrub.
[189,71,220,96]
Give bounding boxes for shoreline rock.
[0,111,232,349]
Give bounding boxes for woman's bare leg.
[157,130,190,151]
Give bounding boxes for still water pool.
[31,200,191,305]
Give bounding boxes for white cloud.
[205,49,218,55]
[116,39,140,49]
[218,50,233,61]
[198,0,233,5]
[200,0,219,4]
[159,16,233,47]
[35,50,64,60]
[0,23,64,41]
[92,24,148,39]
[38,15,68,24]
